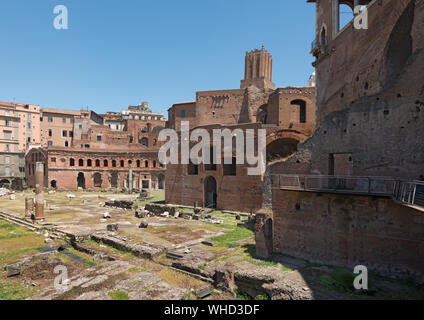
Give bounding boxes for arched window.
[70,158,75,167]
[95,159,100,167]
[79,159,84,167]
[87,159,92,167]
[136,160,141,168]
[112,160,117,167]
[153,160,157,168]
[152,126,164,133]
[120,160,125,167]
[320,25,327,46]
[145,160,149,168]
[141,138,148,147]
[103,160,108,167]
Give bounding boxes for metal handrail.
[273,174,424,210]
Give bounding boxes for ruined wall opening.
[290,99,307,123]
[77,172,86,189]
[140,138,148,146]
[333,1,354,35]
[266,138,299,163]
[142,180,150,189]
[205,176,217,209]
[256,105,268,124]
[223,157,237,176]
[93,172,102,188]
[204,146,217,171]
[188,161,199,175]
[110,172,118,188]
[0,179,11,188]
[158,174,165,190]
[50,180,57,189]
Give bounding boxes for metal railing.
[274,174,424,211]
[396,181,424,208]
[273,174,398,197]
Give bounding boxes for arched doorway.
[158,174,165,190]
[266,138,299,163]
[50,180,57,189]
[93,172,102,188]
[204,176,217,209]
[110,172,118,188]
[77,172,86,189]
[0,179,11,188]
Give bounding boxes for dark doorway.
[158,174,165,190]
[110,172,118,188]
[290,100,307,123]
[93,172,102,188]
[50,180,57,189]
[205,176,217,209]
[0,179,11,188]
[77,172,85,189]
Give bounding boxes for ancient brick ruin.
[255,0,424,282]
[165,47,315,212]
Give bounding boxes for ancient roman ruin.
[1,0,424,301]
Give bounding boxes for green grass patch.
[0,220,33,240]
[210,225,254,248]
[319,267,357,293]
[0,280,34,300]
[108,290,129,300]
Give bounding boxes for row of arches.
[51,172,165,190]
[68,158,162,169]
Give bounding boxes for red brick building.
[255,0,424,282]
[26,103,166,191]
[165,47,315,212]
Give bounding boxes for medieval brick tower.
[240,46,275,90]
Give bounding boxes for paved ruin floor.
[1,190,424,300]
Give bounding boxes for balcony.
[273,174,397,197]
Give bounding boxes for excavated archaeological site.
[1,189,424,300]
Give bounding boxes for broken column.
[25,198,34,218]
[34,162,44,221]
[128,163,133,194]
[254,208,273,259]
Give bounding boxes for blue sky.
[0,0,316,117]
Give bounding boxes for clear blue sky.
[0,0,316,117]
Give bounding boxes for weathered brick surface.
[271,190,424,282]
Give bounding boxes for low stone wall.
[270,189,424,283]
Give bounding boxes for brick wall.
[271,189,424,282]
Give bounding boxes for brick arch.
[266,129,308,146]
